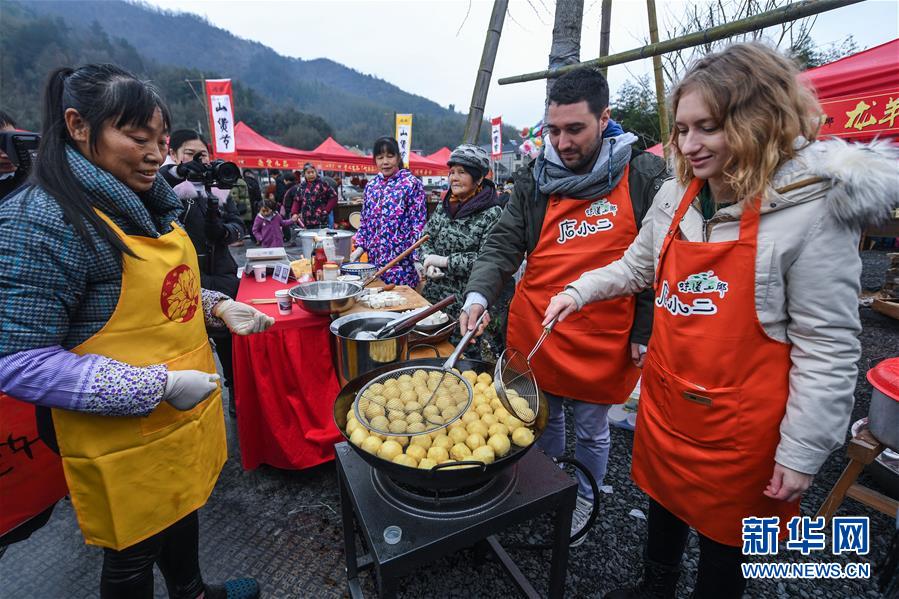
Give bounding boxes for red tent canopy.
[305,136,447,176]
[426,147,452,164]
[231,121,316,171]
[800,39,899,142]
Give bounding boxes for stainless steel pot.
[297,228,354,260]
[330,312,411,381]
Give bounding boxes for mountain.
[1,0,518,152]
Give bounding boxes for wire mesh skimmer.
[353,311,488,437]
[493,316,558,425]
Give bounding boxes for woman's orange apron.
[633,178,798,546]
[51,212,227,550]
[507,166,640,403]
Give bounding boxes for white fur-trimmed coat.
[563,138,899,475]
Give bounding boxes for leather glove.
[175,156,206,181]
[425,265,445,280]
[163,370,219,411]
[204,196,228,243]
[213,299,275,335]
[423,254,448,270]
[350,247,365,261]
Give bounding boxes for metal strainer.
[353,311,487,437]
[493,316,558,425]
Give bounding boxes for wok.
[334,357,548,490]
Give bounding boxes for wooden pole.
[498,0,864,85]
[463,0,509,144]
[546,0,585,101]
[646,0,668,153]
[598,0,612,78]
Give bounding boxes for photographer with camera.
[0,111,39,201]
[162,130,244,416]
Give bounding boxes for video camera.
[0,131,40,178]
[176,154,240,190]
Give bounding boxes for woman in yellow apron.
[0,64,272,598]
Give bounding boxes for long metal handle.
[527,315,558,361]
[443,310,488,370]
[378,294,455,338]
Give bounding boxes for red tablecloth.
[232,274,342,470]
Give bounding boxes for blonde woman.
[544,43,898,598]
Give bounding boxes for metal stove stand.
[336,442,578,598]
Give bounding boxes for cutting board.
[344,285,430,314]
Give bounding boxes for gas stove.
[335,442,578,598]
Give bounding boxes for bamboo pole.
[498,0,864,85]
[646,0,668,153]
[463,0,509,144]
[598,0,612,78]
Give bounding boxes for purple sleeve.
[323,184,338,214]
[0,346,167,416]
[252,215,264,238]
[353,184,374,250]
[407,178,427,260]
[202,287,230,328]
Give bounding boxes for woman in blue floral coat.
[351,137,426,287]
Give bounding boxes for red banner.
[0,395,67,536]
[491,116,503,159]
[204,79,237,159]
[818,89,899,141]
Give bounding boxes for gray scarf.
[534,132,637,200]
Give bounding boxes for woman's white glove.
[425,265,445,280]
[164,370,220,411]
[213,299,275,335]
[423,254,448,270]
[350,247,365,261]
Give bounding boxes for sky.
[142,0,898,130]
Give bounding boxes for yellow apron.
[52,212,227,550]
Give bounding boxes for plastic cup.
[275,289,292,315]
[252,264,266,282]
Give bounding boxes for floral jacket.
[354,169,426,286]
[291,178,337,229]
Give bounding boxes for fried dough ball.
[465,433,486,451]
[448,427,468,445]
[503,415,524,432]
[386,435,408,448]
[368,383,385,395]
[511,427,535,447]
[406,422,427,434]
[441,407,460,421]
[346,418,361,435]
[369,415,389,431]
[461,412,479,425]
[405,400,423,412]
[488,423,510,438]
[475,404,493,417]
[387,409,406,422]
[432,435,453,450]
[398,373,413,383]
[477,372,492,384]
[480,414,498,428]
[405,444,426,462]
[427,446,449,462]
[510,396,530,412]
[493,407,510,421]
[434,397,452,411]
[349,428,367,446]
[361,436,383,455]
[466,421,489,439]
[406,412,424,424]
[472,395,489,408]
[382,385,401,400]
[487,433,511,457]
[450,443,472,461]
[471,445,496,464]
[377,440,403,461]
[490,398,503,411]
[397,390,416,404]
[417,458,437,470]
[474,382,489,393]
[409,434,432,450]
[388,420,407,434]
[392,453,417,468]
[516,407,536,423]
[462,371,478,384]
[365,403,386,420]
[422,404,440,418]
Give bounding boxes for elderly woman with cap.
[419,144,511,358]
[290,162,337,229]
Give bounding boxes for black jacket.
[464,149,669,345]
[161,165,244,298]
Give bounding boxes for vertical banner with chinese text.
[491,116,503,159]
[0,394,67,536]
[395,114,413,168]
[205,79,237,159]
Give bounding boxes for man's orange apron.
[633,179,798,546]
[507,165,640,403]
[51,212,227,550]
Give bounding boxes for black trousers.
[100,511,204,599]
[208,328,234,389]
[646,499,747,599]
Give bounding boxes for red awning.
[800,39,899,142]
[232,122,316,171]
[425,147,452,165]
